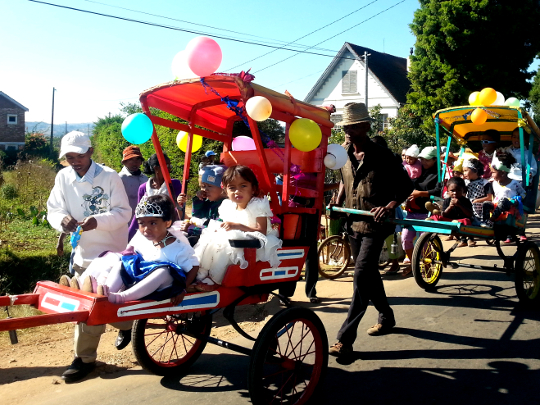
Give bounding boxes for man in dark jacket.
[329,103,413,357]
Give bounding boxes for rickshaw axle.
[182,329,252,356]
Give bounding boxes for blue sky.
[1,0,537,125]
[0,0,420,123]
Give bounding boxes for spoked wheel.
[132,311,212,376]
[248,307,328,405]
[514,242,540,307]
[317,235,351,279]
[412,233,444,290]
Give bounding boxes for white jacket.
[47,162,132,268]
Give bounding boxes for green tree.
[408,0,540,133]
[530,69,540,127]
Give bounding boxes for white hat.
[405,144,420,158]
[59,131,91,158]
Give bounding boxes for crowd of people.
[46,102,539,380]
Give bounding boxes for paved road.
[18,216,540,404]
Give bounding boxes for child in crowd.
[65,195,199,305]
[462,159,494,246]
[504,127,538,179]
[179,165,227,246]
[403,144,422,180]
[193,165,282,290]
[428,176,474,227]
[482,154,526,228]
[478,129,500,179]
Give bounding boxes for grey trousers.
[72,264,132,363]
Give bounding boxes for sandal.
[384,264,400,275]
[309,297,321,303]
[401,267,412,277]
[195,283,219,292]
[444,235,455,241]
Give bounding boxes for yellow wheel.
[515,242,540,307]
[412,233,444,290]
[317,235,351,279]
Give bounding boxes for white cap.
[59,131,91,158]
[405,144,420,158]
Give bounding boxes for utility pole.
[50,87,56,153]
[363,51,371,108]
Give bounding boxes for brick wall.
[0,101,26,144]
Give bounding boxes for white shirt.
[493,179,526,203]
[47,161,132,268]
[504,146,537,177]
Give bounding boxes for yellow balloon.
[176,131,203,153]
[471,108,488,125]
[289,118,322,152]
[479,87,497,106]
[468,91,480,106]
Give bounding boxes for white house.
[304,42,410,129]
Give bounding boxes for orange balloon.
[471,108,488,125]
[479,88,497,106]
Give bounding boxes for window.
[330,114,343,129]
[6,145,17,151]
[342,70,357,94]
[7,114,17,124]
[379,114,389,131]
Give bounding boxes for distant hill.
[25,121,95,137]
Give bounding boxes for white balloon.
[326,144,348,170]
[493,91,505,105]
[505,97,520,107]
[324,154,337,168]
[171,50,196,80]
[245,96,272,122]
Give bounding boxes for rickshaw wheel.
[514,242,540,307]
[317,235,351,279]
[248,307,328,405]
[412,233,444,290]
[132,311,212,376]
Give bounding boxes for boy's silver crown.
[135,197,163,218]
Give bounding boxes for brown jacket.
[341,141,413,234]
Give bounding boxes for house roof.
[0,91,29,111]
[304,42,410,105]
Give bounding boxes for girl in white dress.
[194,165,282,290]
[79,194,199,304]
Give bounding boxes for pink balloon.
[185,36,222,77]
[232,136,256,151]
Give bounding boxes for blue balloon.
[121,113,154,144]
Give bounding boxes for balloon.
[176,131,203,153]
[468,91,480,106]
[325,144,348,170]
[324,154,336,168]
[171,50,196,80]
[245,96,272,122]
[185,36,222,77]
[493,91,505,105]
[289,118,322,152]
[121,113,153,145]
[232,136,256,151]
[505,97,520,107]
[479,88,497,106]
[471,108,488,125]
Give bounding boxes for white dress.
[194,196,282,285]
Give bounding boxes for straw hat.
[336,103,374,126]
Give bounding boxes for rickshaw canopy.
[433,106,540,143]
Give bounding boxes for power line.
[79,0,338,54]
[256,0,407,73]
[226,0,380,71]
[27,0,352,60]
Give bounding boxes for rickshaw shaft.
[448,262,510,273]
[182,330,252,356]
